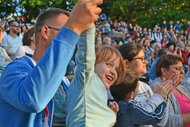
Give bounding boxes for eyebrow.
[134,56,145,58]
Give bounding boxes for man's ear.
[123,59,130,69]
[40,26,50,40]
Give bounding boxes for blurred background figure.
[15,27,35,58]
[0,26,12,77]
[0,20,22,60]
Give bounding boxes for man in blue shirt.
[1,20,22,60]
[0,0,103,126]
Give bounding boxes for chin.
[143,70,147,74]
[106,85,110,89]
[104,83,111,89]
[139,71,147,76]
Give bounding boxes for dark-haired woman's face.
[168,45,174,51]
[127,50,148,76]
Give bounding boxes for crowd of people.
[0,0,190,127]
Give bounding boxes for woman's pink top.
[174,92,190,127]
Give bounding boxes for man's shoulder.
[5,56,34,71]
[5,34,13,40]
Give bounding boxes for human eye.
[106,62,112,66]
[137,57,145,62]
[176,66,184,71]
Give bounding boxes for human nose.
[110,67,117,76]
[180,68,185,75]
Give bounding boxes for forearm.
[131,101,167,125]
[1,46,14,56]
[75,25,95,82]
[134,94,165,112]
[7,51,15,56]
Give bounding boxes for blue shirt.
[0,27,79,127]
[149,57,160,83]
[114,100,167,127]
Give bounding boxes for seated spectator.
[153,28,162,43]
[114,32,124,44]
[103,37,112,46]
[161,38,169,48]
[65,60,75,81]
[15,27,35,58]
[174,21,182,31]
[52,76,70,127]
[1,20,22,60]
[151,54,190,126]
[166,42,176,55]
[149,48,168,83]
[143,39,152,77]
[176,42,190,73]
[0,26,12,77]
[182,57,190,93]
[124,35,132,44]
[152,42,161,58]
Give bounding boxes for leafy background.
[1,0,190,28]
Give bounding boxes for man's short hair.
[35,8,70,33]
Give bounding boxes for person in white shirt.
[15,27,35,58]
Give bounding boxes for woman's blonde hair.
[95,45,126,84]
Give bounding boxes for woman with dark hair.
[165,42,176,55]
[20,25,28,35]
[15,27,35,58]
[151,54,190,127]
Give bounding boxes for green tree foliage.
[0,0,19,17]
[20,0,69,19]
[0,0,190,28]
[104,0,190,28]
[0,0,70,19]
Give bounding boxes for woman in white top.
[15,27,35,58]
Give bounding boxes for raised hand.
[65,0,103,35]
[168,73,183,87]
[152,79,173,101]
